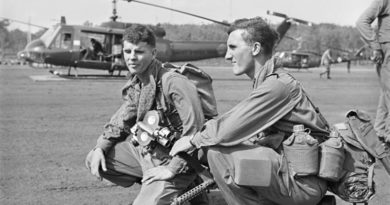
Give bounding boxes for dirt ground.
[1,63,389,205]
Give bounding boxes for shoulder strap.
[269,72,330,130]
[155,67,171,112]
[302,89,330,130]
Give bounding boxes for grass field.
[1,63,389,205]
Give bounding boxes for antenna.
[111,0,119,22]
[27,17,31,43]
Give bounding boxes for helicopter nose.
[21,39,46,63]
[17,50,31,62]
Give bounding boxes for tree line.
[160,22,367,57]
[1,19,367,58]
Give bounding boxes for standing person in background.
[319,48,334,79]
[356,0,390,142]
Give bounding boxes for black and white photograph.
[1,0,390,204]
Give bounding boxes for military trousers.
[375,42,390,140]
[207,144,327,205]
[87,140,205,205]
[320,64,331,79]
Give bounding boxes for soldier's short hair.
[228,17,279,55]
[123,24,156,48]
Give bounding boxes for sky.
[1,0,374,33]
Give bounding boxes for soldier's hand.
[87,148,107,181]
[169,135,196,156]
[142,166,175,185]
[372,50,384,64]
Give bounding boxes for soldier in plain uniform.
[170,17,330,205]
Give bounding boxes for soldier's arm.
[95,100,137,153]
[163,73,205,174]
[356,0,385,50]
[191,79,292,148]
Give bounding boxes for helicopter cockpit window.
[40,26,60,47]
[62,33,72,49]
[52,32,72,49]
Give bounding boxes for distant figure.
[347,60,351,73]
[82,38,104,60]
[319,49,334,79]
[90,38,104,58]
[356,0,390,142]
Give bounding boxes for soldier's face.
[225,29,255,76]
[123,40,156,75]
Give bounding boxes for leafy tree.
[0,20,11,50]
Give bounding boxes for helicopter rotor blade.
[124,0,230,27]
[267,11,287,19]
[0,17,48,30]
[267,11,312,26]
[290,18,311,26]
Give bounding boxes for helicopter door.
[79,32,107,62]
[76,32,112,70]
[107,34,125,74]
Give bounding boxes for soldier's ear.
[252,42,261,56]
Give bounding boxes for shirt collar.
[253,57,281,88]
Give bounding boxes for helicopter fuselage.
[20,23,227,74]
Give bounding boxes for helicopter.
[17,0,310,76]
[275,46,366,70]
[16,0,230,76]
[275,50,321,69]
[268,11,366,70]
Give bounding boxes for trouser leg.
[100,141,143,187]
[207,147,269,205]
[207,145,326,205]
[132,172,198,205]
[376,43,390,138]
[136,143,207,205]
[375,90,388,136]
[90,140,208,204]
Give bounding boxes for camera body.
[130,110,177,148]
